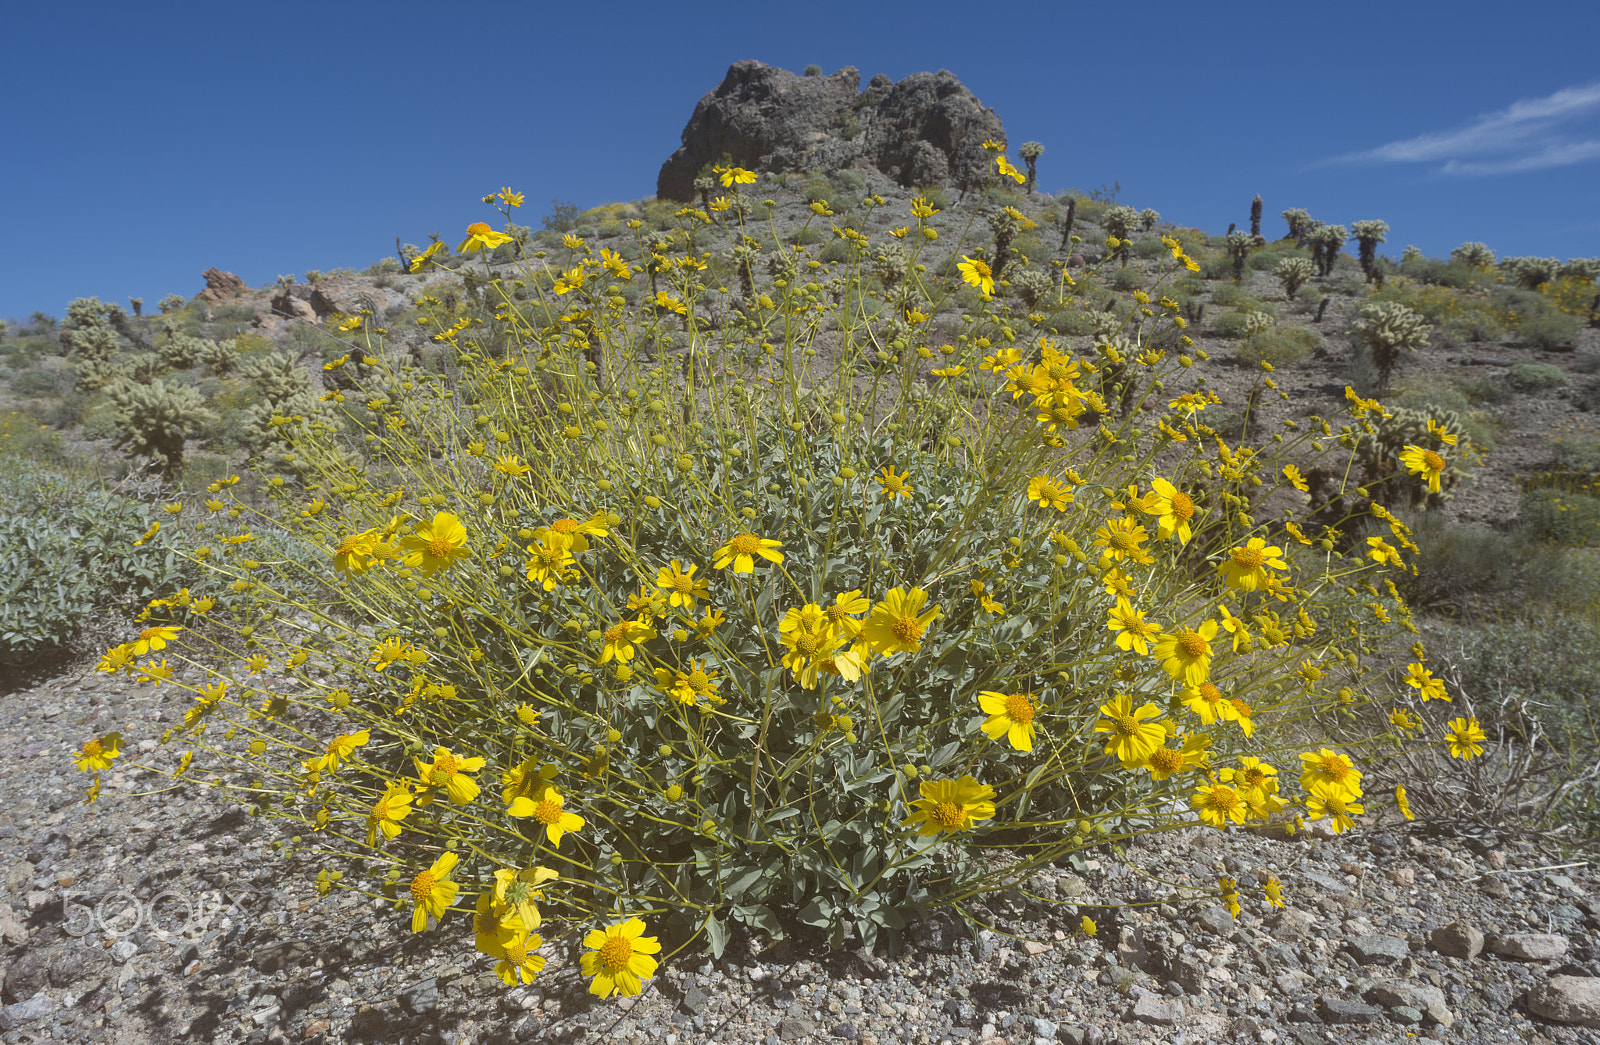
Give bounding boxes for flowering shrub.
[81,155,1479,996]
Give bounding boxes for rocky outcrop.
[657,61,1005,200]
[198,268,248,303]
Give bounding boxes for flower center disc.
[933,801,965,829]
[1232,547,1265,569]
[599,935,634,972]
[1178,632,1209,657]
[1004,693,1035,724]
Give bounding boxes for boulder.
[1428,920,1484,960]
[1530,974,1600,1028]
[270,286,316,323]
[1492,932,1569,961]
[657,61,1005,200]
[198,268,248,302]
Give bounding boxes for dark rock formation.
[657,61,1005,200]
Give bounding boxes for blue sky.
[5,0,1599,320]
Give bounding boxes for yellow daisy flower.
[581,918,661,998]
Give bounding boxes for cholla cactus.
[1351,300,1429,388]
[1011,268,1056,310]
[1242,311,1275,336]
[108,378,218,478]
[1250,195,1263,239]
[157,331,209,371]
[1282,208,1315,246]
[1401,246,1424,264]
[1276,256,1316,299]
[157,294,187,314]
[241,351,313,406]
[1222,230,1254,281]
[1354,404,1469,509]
[1309,224,1347,277]
[1102,205,1141,267]
[1017,141,1044,195]
[870,243,912,290]
[986,207,1023,280]
[1138,208,1160,232]
[1502,256,1561,289]
[1350,220,1389,282]
[1450,242,1496,269]
[61,297,123,365]
[198,337,239,376]
[729,243,761,301]
[1558,258,1600,282]
[693,175,715,216]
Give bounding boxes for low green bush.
[1518,310,1583,351]
[1211,310,1273,339]
[1522,487,1600,547]
[11,368,61,396]
[1439,311,1505,344]
[1508,363,1570,392]
[1235,326,1325,368]
[0,466,193,660]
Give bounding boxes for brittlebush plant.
[79,154,1467,996]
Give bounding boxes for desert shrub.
[1131,236,1166,260]
[28,392,90,429]
[1108,265,1145,291]
[1502,256,1561,290]
[1209,284,1268,312]
[1211,310,1274,339]
[0,410,64,460]
[10,367,61,396]
[1439,311,1505,344]
[1522,487,1600,547]
[1235,326,1324,368]
[1508,363,1570,392]
[0,466,191,660]
[85,188,1427,993]
[1249,242,1309,273]
[1551,433,1600,474]
[1518,310,1583,350]
[1389,377,1500,450]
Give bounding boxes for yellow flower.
[1181,681,1233,726]
[712,532,784,573]
[494,455,531,478]
[524,530,577,591]
[1305,783,1364,833]
[876,465,914,500]
[409,851,460,932]
[74,732,122,772]
[484,926,547,986]
[1093,693,1166,764]
[1153,620,1219,685]
[861,587,941,657]
[137,659,173,685]
[970,579,1005,615]
[1218,537,1287,592]
[1080,915,1097,937]
[1398,445,1447,493]
[1106,597,1160,655]
[977,691,1038,752]
[903,775,996,837]
[581,918,661,998]
[1395,784,1414,820]
[599,618,656,664]
[655,560,709,610]
[1298,748,1363,800]
[1027,475,1073,511]
[1446,716,1487,760]
[366,781,414,845]
[1190,782,1249,828]
[1093,516,1154,564]
[491,865,559,932]
[457,222,513,254]
[509,784,586,847]
[1264,875,1286,908]
[1367,536,1403,567]
[654,658,722,706]
[1282,465,1310,492]
[97,644,135,674]
[957,256,994,298]
[1403,662,1449,701]
[498,188,524,207]
[408,241,448,273]
[312,730,370,774]
[717,166,757,187]
[995,155,1026,184]
[1218,876,1241,918]
[414,747,486,806]
[931,365,966,377]
[399,512,470,576]
[131,625,182,655]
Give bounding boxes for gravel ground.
[5,660,1600,1044]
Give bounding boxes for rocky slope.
[4,659,1600,1044]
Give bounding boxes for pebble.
[1342,934,1408,965]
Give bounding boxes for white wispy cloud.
[1334,82,1600,176]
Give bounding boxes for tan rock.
[1529,975,1600,1028]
